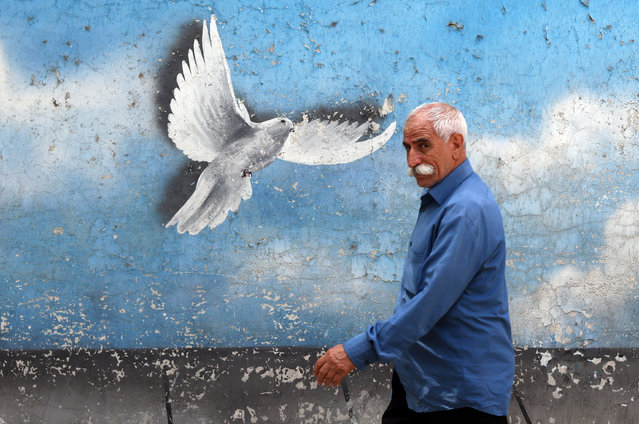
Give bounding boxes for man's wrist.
[342,331,378,370]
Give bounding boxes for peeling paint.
[0,3,638,421]
[1,347,638,422]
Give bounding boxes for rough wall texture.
[1,0,638,421]
[2,347,637,423]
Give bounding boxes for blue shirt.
[343,160,514,416]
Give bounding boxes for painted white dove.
[166,16,396,234]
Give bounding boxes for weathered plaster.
[1,1,638,421]
[1,0,638,351]
[1,347,637,423]
[473,94,639,347]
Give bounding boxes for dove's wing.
[168,16,251,162]
[278,119,396,165]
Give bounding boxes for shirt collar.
[420,159,474,205]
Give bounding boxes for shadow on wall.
[155,19,203,133]
[154,19,206,222]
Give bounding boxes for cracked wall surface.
[1,2,638,417]
[1,0,638,421]
[2,347,637,423]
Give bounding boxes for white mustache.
[408,164,435,177]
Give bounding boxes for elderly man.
[314,102,514,423]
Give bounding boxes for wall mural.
[0,0,637,359]
[166,17,395,234]
[1,1,638,421]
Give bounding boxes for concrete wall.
[2,347,637,423]
[1,0,638,421]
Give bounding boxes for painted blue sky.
[1,0,638,349]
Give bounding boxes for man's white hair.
[408,102,468,143]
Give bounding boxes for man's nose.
[407,150,422,168]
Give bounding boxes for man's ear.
[449,133,465,159]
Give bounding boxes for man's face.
[403,113,456,188]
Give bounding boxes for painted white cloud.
[510,199,639,346]
[0,41,160,199]
[471,93,639,346]
[473,94,638,200]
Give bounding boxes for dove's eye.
[280,119,286,123]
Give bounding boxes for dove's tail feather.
[166,159,252,235]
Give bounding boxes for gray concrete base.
[512,348,639,424]
[0,347,637,423]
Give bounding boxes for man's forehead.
[403,115,436,139]
[405,108,436,126]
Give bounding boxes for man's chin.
[414,174,438,187]
[414,176,431,187]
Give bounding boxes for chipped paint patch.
[590,377,613,390]
[539,351,553,367]
[602,361,616,374]
[0,317,10,334]
[379,94,394,117]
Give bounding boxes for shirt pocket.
[402,247,429,297]
[402,215,437,297]
[408,213,437,256]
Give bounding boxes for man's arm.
[314,203,493,381]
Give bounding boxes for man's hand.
[313,344,356,387]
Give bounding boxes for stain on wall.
[1,0,638,420]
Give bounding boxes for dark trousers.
[382,370,508,424]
